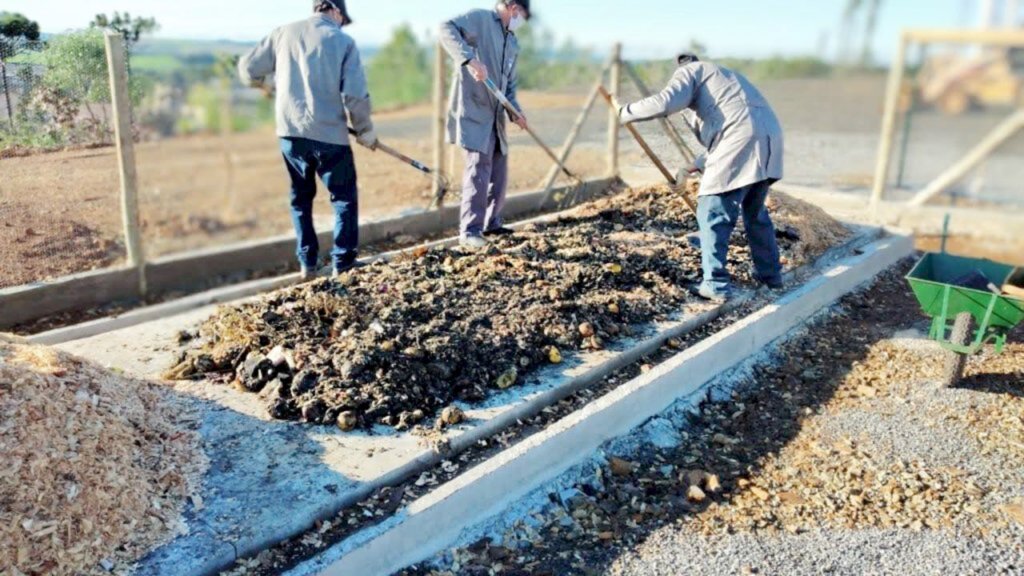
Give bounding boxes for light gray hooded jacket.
[238,14,373,147]
[439,9,521,155]
[620,61,784,196]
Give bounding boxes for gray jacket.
[620,62,784,196]
[439,9,520,155]
[238,14,373,147]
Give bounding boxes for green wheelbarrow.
[907,251,1024,386]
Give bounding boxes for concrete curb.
[2,178,615,329]
[293,233,914,576]
[132,229,881,576]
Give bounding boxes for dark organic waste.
[166,186,849,429]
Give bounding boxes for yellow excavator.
[915,47,1024,114]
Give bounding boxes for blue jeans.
[697,180,783,295]
[280,137,359,270]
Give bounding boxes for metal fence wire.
[0,33,125,290]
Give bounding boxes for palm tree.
[841,0,883,67]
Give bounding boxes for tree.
[840,0,883,68]
[0,12,41,129]
[89,12,158,94]
[32,29,122,143]
[90,12,159,53]
[366,24,430,109]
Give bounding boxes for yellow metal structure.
[917,49,1023,114]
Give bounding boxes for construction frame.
[870,28,1024,210]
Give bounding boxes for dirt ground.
[0,91,608,289]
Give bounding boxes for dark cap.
[318,0,353,25]
[506,0,532,20]
[677,52,700,65]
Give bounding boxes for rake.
[597,86,698,216]
[347,128,453,211]
[482,78,586,208]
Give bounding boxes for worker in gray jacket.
[238,0,377,279]
[618,53,784,302]
[439,1,531,250]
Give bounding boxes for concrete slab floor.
[55,293,721,576]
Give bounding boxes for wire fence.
[0,32,618,294]
[0,33,124,290]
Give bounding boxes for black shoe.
[333,261,368,277]
[483,226,515,237]
[754,275,784,290]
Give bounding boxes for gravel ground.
[401,266,1024,576]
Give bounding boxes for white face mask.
[508,13,525,31]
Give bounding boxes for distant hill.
[134,38,256,57]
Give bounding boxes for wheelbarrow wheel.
[942,312,974,387]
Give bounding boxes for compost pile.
[168,187,849,430]
[0,343,206,575]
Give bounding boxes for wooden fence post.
[870,33,908,211]
[432,41,447,207]
[606,43,622,178]
[537,62,611,195]
[104,32,147,296]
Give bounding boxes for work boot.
[483,226,515,237]
[460,235,488,251]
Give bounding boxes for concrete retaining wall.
[292,233,914,576]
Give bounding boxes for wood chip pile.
[0,344,207,575]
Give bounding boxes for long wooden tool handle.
[347,127,431,175]
[484,78,576,180]
[598,86,675,184]
[597,86,698,215]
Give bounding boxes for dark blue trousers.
[280,137,359,270]
[697,180,783,295]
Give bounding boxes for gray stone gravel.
[610,339,1024,576]
[609,526,1024,576]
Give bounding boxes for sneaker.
[460,235,488,250]
[692,284,731,304]
[483,226,515,237]
[300,266,319,282]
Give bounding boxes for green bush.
[365,24,431,110]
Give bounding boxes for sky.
[0,0,1010,61]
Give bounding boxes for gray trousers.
[460,131,508,238]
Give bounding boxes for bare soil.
[0,91,608,290]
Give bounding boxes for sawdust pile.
[167,185,849,430]
[0,343,206,575]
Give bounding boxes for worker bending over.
[618,53,785,302]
